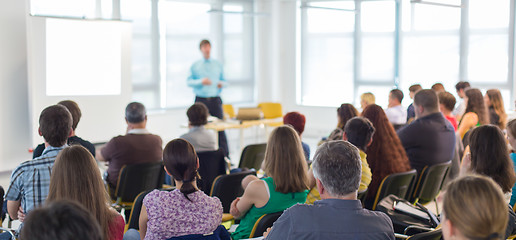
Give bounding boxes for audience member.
[230,126,308,240]
[306,117,375,204]
[453,81,471,120]
[47,145,124,240]
[97,102,163,189]
[407,84,422,123]
[441,175,508,240]
[485,89,507,130]
[457,88,488,139]
[361,104,411,204]
[360,92,375,110]
[385,89,407,125]
[264,141,394,240]
[397,90,455,174]
[4,105,72,223]
[431,83,445,93]
[181,102,218,152]
[124,139,223,240]
[438,92,458,131]
[507,119,516,207]
[324,103,358,142]
[32,100,95,158]
[283,112,310,161]
[20,201,103,240]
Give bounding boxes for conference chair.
[257,102,283,119]
[126,190,153,231]
[249,211,284,238]
[210,170,257,213]
[409,161,451,214]
[166,225,230,240]
[238,143,266,171]
[110,161,165,213]
[197,149,229,194]
[395,228,442,240]
[222,104,236,119]
[371,169,417,211]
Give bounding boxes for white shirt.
[385,105,407,125]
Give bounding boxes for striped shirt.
[4,145,65,214]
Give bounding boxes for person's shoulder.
[359,208,394,227]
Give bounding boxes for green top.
[231,177,308,240]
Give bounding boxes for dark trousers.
[195,96,229,157]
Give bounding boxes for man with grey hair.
[97,102,163,189]
[264,141,394,239]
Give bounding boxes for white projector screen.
[46,18,122,96]
[28,16,132,146]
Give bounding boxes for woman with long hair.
[230,125,309,240]
[325,104,359,142]
[442,175,508,240]
[129,139,223,240]
[47,145,124,240]
[485,89,507,130]
[361,104,412,203]
[457,88,489,139]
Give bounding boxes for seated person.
[20,201,103,240]
[230,126,309,240]
[124,139,223,239]
[306,117,374,204]
[385,89,407,125]
[441,175,508,240]
[4,105,72,232]
[265,141,395,240]
[438,91,458,131]
[180,102,218,152]
[506,119,516,206]
[406,84,422,123]
[283,112,310,161]
[360,92,375,110]
[47,145,124,240]
[457,88,489,140]
[431,82,445,93]
[97,102,163,190]
[485,89,507,130]
[33,100,95,158]
[322,103,358,143]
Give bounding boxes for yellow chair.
[257,102,283,119]
[223,104,236,119]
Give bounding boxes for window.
[123,0,255,110]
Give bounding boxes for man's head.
[283,112,306,136]
[438,91,456,115]
[125,102,147,124]
[455,81,471,99]
[199,39,211,59]
[20,200,102,240]
[58,100,81,131]
[343,117,375,152]
[431,83,445,94]
[187,103,209,127]
[39,105,72,147]
[409,84,422,99]
[312,140,361,198]
[413,89,439,118]
[388,89,404,107]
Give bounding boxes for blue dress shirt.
[187,58,226,98]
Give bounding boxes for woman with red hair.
[361,104,412,206]
[283,112,310,161]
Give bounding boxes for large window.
[122,0,255,109]
[300,0,516,110]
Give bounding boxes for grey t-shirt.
[180,126,218,152]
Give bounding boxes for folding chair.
[238,144,266,171]
[371,169,417,210]
[409,161,451,214]
[197,149,228,194]
[249,211,284,238]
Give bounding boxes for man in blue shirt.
[187,39,228,156]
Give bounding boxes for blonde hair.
[443,175,507,240]
[361,92,376,105]
[486,89,507,130]
[263,125,308,193]
[48,145,117,240]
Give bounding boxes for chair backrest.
[210,170,257,213]
[127,190,153,230]
[406,229,442,240]
[167,225,230,240]
[249,211,284,238]
[257,102,283,119]
[372,169,417,210]
[197,149,228,194]
[222,104,236,119]
[410,161,451,204]
[115,161,165,203]
[238,143,267,170]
